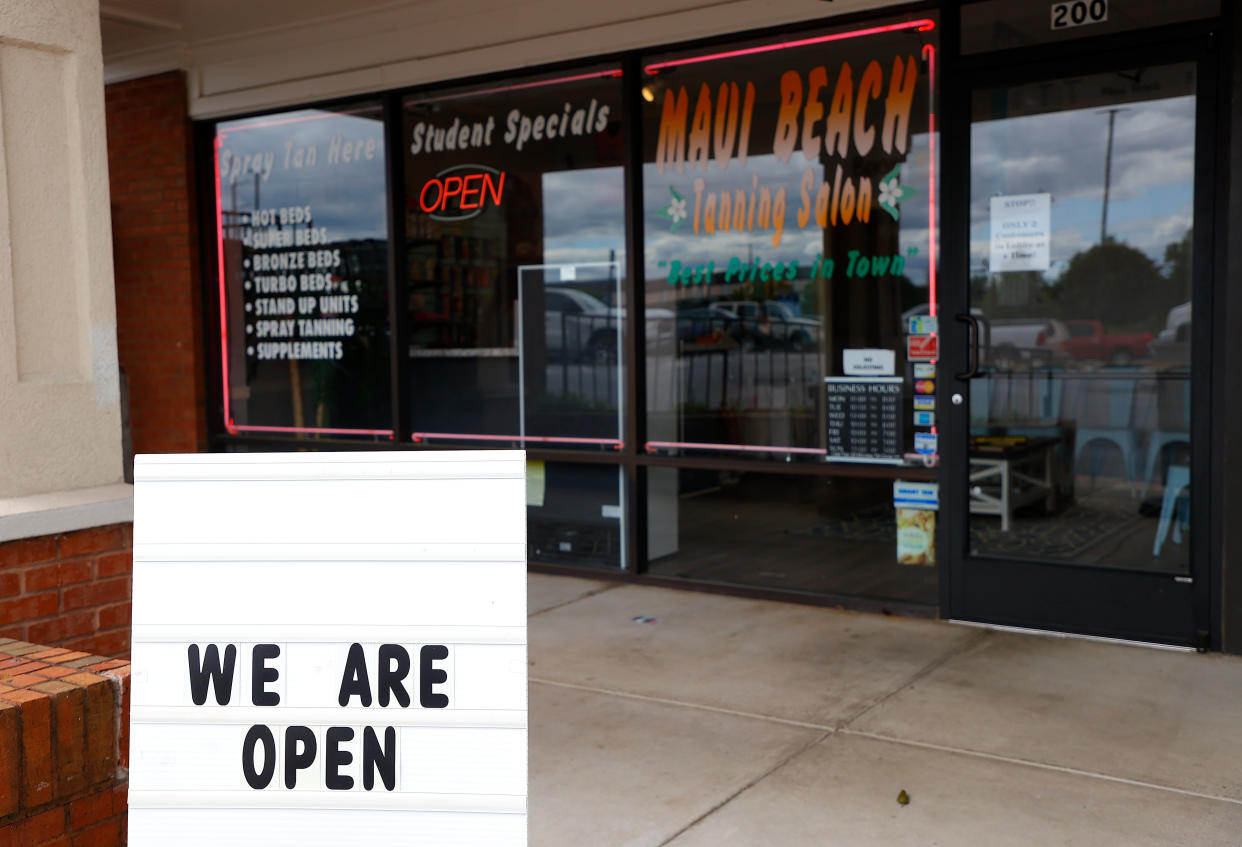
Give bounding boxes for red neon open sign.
[419,164,506,221]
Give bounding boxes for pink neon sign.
[643,19,936,74]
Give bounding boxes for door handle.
[956,312,980,380]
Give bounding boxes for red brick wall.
[105,71,206,456]
[0,641,131,847]
[0,525,133,660]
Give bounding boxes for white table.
[969,439,1058,531]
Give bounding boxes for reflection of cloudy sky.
[218,109,387,242]
[641,133,935,288]
[970,95,1194,277]
[542,167,626,267]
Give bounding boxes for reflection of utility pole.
[608,248,616,303]
[1099,107,1128,244]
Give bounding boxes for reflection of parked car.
[1061,319,1151,364]
[989,318,1071,366]
[676,305,740,347]
[714,300,821,350]
[543,287,673,362]
[1151,301,1191,363]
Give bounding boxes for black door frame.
[938,17,1220,647]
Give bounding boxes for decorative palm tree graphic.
[662,186,688,232]
[878,165,915,221]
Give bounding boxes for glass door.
[944,55,1209,646]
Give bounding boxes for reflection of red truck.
[1061,320,1152,364]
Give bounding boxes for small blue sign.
[894,480,939,510]
[914,432,938,454]
[908,315,938,335]
[913,410,935,427]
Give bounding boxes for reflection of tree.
[1162,229,1192,303]
[1047,238,1178,332]
[973,270,1049,317]
[801,278,820,316]
[972,232,1191,334]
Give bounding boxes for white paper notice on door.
[989,193,1050,272]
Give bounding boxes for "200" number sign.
[1051,0,1108,30]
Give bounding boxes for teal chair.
[1152,464,1190,557]
[1141,369,1191,499]
[1072,367,1142,496]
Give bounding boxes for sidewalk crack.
[530,678,833,730]
[837,627,992,729]
[840,730,1242,807]
[528,582,621,619]
[654,729,834,846]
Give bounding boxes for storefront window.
[646,468,937,603]
[403,69,626,448]
[529,462,625,570]
[968,63,1196,572]
[214,102,392,437]
[641,16,938,458]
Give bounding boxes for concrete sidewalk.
[527,574,1242,846]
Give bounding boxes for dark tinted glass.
[403,69,626,448]
[215,103,392,437]
[646,468,937,604]
[529,462,624,570]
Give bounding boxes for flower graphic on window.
[877,165,916,221]
[662,186,688,232]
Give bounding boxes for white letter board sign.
[129,451,527,847]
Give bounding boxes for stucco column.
[0,0,126,503]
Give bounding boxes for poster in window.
[641,15,939,457]
[215,103,392,437]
